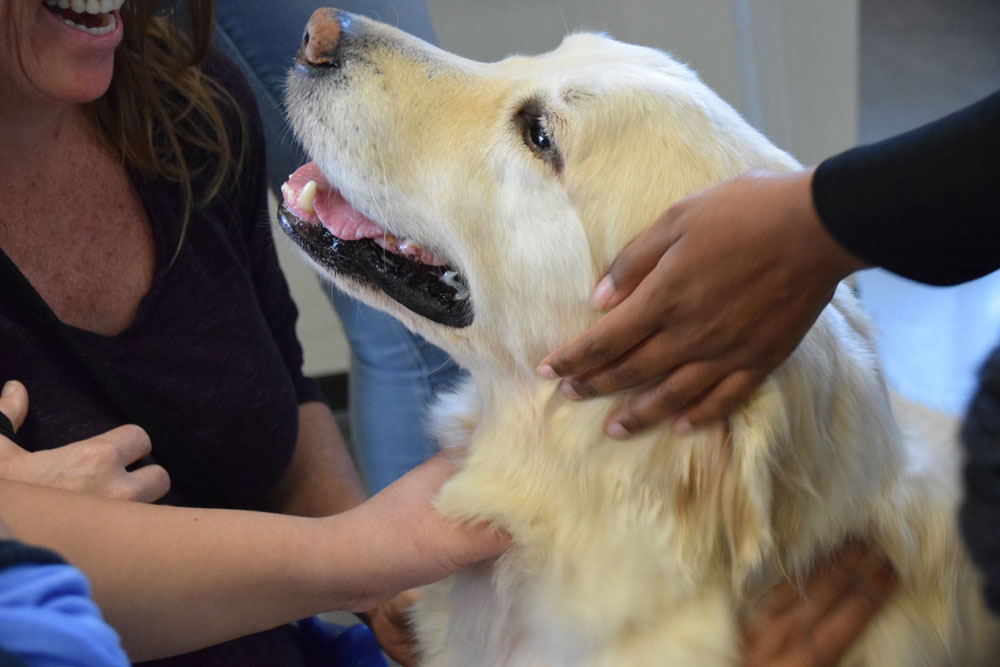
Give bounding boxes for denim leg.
[326,284,467,493]
[213,2,460,491]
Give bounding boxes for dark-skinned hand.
[540,168,867,437]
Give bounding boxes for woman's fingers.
[126,462,172,503]
[0,381,29,434]
[101,424,154,467]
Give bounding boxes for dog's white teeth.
[298,180,317,215]
[440,270,469,300]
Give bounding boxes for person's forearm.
[0,479,380,661]
[812,89,1000,286]
[268,401,368,516]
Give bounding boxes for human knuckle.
[621,408,653,434]
[567,378,596,398]
[106,484,133,501]
[608,365,645,390]
[150,465,172,492]
[86,441,120,466]
[582,339,611,361]
[122,424,152,447]
[651,379,684,408]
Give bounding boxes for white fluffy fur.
[284,13,999,665]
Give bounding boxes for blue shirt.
[0,546,128,667]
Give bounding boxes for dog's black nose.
[298,8,345,68]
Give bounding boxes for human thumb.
[0,381,29,437]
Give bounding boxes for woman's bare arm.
[0,453,506,661]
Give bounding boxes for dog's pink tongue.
[282,162,385,241]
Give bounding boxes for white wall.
[426,0,858,164]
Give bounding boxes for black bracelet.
[0,411,17,446]
[0,539,67,572]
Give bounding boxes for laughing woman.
[0,1,505,665]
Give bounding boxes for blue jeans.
[214,1,466,492]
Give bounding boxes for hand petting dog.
[741,544,896,667]
[540,168,867,437]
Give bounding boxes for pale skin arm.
[0,384,507,662]
[0,456,506,662]
[266,400,421,665]
[540,168,868,436]
[0,377,428,663]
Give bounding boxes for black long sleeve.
[812,89,1000,286]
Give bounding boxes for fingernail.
[537,364,559,380]
[2,382,16,397]
[673,417,693,434]
[607,421,631,439]
[559,381,583,400]
[590,276,617,310]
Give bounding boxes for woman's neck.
[0,104,105,209]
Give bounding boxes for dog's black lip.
[277,202,474,328]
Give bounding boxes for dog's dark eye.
[515,103,562,171]
[527,117,552,150]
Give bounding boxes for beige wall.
[427,0,858,163]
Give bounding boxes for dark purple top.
[813,89,1000,286]
[0,54,323,664]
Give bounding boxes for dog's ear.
[667,414,778,588]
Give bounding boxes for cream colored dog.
[279,8,999,665]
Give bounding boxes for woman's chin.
[42,60,115,107]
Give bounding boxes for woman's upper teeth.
[43,0,125,14]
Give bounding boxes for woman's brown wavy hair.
[85,0,242,257]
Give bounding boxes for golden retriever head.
[280,8,798,380]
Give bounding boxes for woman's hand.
[540,169,867,436]
[741,544,895,667]
[361,589,422,667]
[349,452,510,609]
[0,381,170,502]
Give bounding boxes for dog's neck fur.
[432,286,908,597]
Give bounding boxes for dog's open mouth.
[278,162,473,328]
